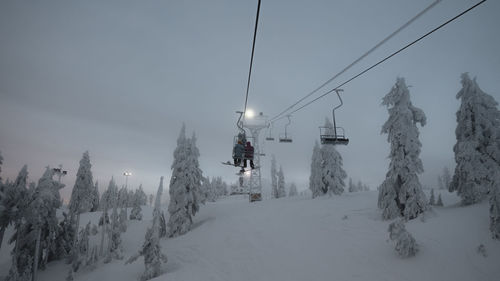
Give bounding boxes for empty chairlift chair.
[319,89,349,145]
[265,123,275,141]
[279,115,293,143]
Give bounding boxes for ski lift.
[265,122,275,141]
[319,89,349,145]
[221,111,257,173]
[279,115,293,143]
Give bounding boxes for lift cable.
[269,0,442,123]
[271,0,487,123]
[243,0,262,119]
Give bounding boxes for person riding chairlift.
[244,141,255,169]
[233,140,245,167]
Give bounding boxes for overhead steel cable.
[271,0,487,123]
[269,0,442,123]
[243,0,262,119]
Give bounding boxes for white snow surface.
[1,190,499,281]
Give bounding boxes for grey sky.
[1,0,499,199]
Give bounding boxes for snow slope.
[1,190,499,281]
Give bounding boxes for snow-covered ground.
[1,190,499,281]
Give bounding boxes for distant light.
[123,172,132,176]
[245,109,255,119]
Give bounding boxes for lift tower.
[242,112,268,202]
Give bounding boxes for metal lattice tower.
[242,112,268,202]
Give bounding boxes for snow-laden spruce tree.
[130,188,143,220]
[277,166,286,198]
[438,167,452,190]
[321,118,347,196]
[90,181,100,212]
[118,186,129,220]
[348,178,355,192]
[54,212,75,260]
[167,125,203,237]
[309,141,323,198]
[137,184,148,205]
[450,73,500,205]
[378,78,428,220]
[288,182,298,197]
[271,155,278,199]
[388,220,418,258]
[71,222,91,273]
[104,178,123,263]
[0,165,28,249]
[436,193,444,207]
[203,177,216,202]
[69,151,94,255]
[119,207,128,232]
[99,178,116,256]
[429,189,435,206]
[199,177,209,204]
[31,167,64,277]
[126,177,168,281]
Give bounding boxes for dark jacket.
[244,142,254,159]
[233,142,245,158]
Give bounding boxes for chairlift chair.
[265,123,275,141]
[279,115,293,143]
[319,89,349,145]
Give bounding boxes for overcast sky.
[1,0,499,199]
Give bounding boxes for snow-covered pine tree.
[118,186,128,220]
[0,165,28,249]
[204,177,216,202]
[442,167,451,190]
[126,176,168,281]
[271,155,278,199]
[450,73,500,205]
[438,167,452,190]
[348,178,355,192]
[357,181,365,192]
[436,193,444,207]
[54,212,76,260]
[309,141,323,198]
[90,181,100,212]
[104,179,123,263]
[213,176,228,198]
[167,125,203,237]
[31,167,64,277]
[320,118,347,196]
[119,208,128,232]
[6,171,34,280]
[149,194,154,206]
[71,222,91,273]
[388,220,418,258]
[130,189,143,220]
[199,176,210,204]
[277,166,286,198]
[127,189,135,208]
[288,182,298,197]
[429,189,435,206]
[69,151,94,256]
[99,178,116,256]
[378,78,428,220]
[137,184,148,206]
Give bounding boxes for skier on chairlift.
[233,140,245,167]
[244,141,255,169]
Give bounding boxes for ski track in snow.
[1,190,499,281]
